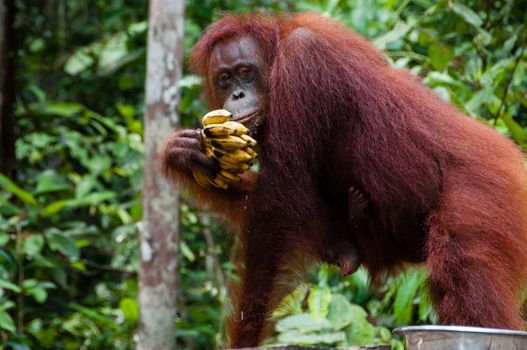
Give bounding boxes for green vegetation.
[1,1,525,349]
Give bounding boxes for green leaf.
[428,42,454,71]
[42,191,116,216]
[0,174,37,205]
[308,286,331,322]
[343,304,377,345]
[0,279,21,293]
[37,101,84,117]
[277,330,346,345]
[119,297,139,323]
[466,88,494,114]
[0,309,15,332]
[451,3,482,28]
[374,22,413,49]
[68,302,119,329]
[64,47,95,75]
[35,172,70,194]
[41,200,69,217]
[328,294,355,330]
[180,241,195,262]
[502,114,526,144]
[75,176,96,199]
[30,287,48,303]
[47,232,80,260]
[21,234,45,256]
[178,75,201,88]
[393,269,427,324]
[0,233,9,246]
[275,313,333,333]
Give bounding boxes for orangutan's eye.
[219,72,231,83]
[239,66,251,79]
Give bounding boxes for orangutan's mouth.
[232,107,261,124]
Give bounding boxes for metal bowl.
[393,325,527,350]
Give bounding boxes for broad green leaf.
[502,114,526,144]
[0,233,9,246]
[98,33,130,73]
[393,269,427,324]
[120,298,139,323]
[64,47,95,75]
[328,294,354,330]
[75,176,96,199]
[0,279,21,293]
[180,241,195,262]
[29,287,48,303]
[34,172,70,194]
[418,293,433,321]
[21,234,45,256]
[428,42,454,71]
[87,155,112,175]
[277,330,346,345]
[466,88,494,113]
[178,75,201,88]
[343,304,376,345]
[308,285,331,322]
[374,22,413,49]
[0,174,37,205]
[38,101,84,117]
[275,313,332,333]
[273,284,308,318]
[0,309,15,332]
[68,302,119,329]
[41,200,69,217]
[451,3,482,28]
[47,232,80,260]
[42,191,116,216]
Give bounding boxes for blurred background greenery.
[0,0,525,349]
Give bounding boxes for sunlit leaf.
[0,309,15,332]
[308,286,331,322]
[120,298,139,323]
[275,313,332,333]
[428,42,454,71]
[451,3,482,28]
[374,22,413,49]
[0,279,21,293]
[502,114,526,144]
[328,294,354,330]
[0,174,37,205]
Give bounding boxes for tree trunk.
[138,1,185,349]
[0,0,15,177]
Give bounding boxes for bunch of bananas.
[192,109,257,189]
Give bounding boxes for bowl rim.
[393,325,527,337]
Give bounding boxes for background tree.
[138,0,185,349]
[0,0,15,176]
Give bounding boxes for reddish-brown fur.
[164,12,527,347]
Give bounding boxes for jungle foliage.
[0,0,525,349]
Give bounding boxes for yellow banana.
[204,135,248,150]
[218,158,251,173]
[209,176,229,189]
[218,169,241,182]
[211,147,254,163]
[203,121,248,137]
[192,169,211,189]
[198,109,257,190]
[244,147,257,158]
[202,109,232,126]
[240,134,257,146]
